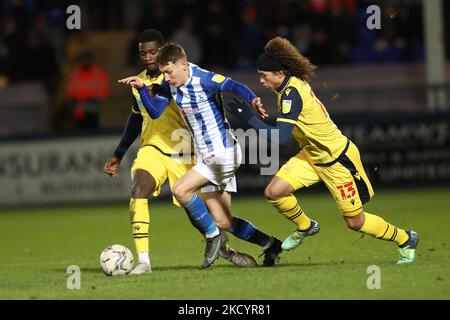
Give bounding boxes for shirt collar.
[275,75,291,93]
[146,69,161,79]
[185,63,193,85]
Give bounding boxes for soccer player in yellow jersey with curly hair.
[228,37,419,264]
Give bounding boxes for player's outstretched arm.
[248,116,294,145]
[136,85,169,119]
[227,98,294,145]
[220,78,269,119]
[118,76,144,88]
[118,76,170,119]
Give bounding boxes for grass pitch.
[0,187,449,300]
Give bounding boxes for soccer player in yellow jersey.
[119,43,282,269]
[104,30,255,274]
[229,37,419,264]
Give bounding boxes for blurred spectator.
[350,6,379,63]
[372,2,407,62]
[292,24,312,54]
[235,4,266,70]
[83,0,124,30]
[404,0,425,61]
[0,0,438,136]
[327,4,355,64]
[126,29,140,70]
[200,0,233,69]
[329,0,357,16]
[138,0,174,39]
[27,13,60,94]
[0,0,436,74]
[0,15,27,81]
[64,50,110,130]
[170,14,202,64]
[310,0,328,14]
[1,0,34,32]
[0,1,60,89]
[307,28,334,65]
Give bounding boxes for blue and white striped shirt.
[138,63,257,158]
[167,63,236,156]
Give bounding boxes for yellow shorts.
[276,141,374,217]
[130,145,194,206]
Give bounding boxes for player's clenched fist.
[103,155,121,178]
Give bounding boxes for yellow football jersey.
[132,70,192,155]
[275,76,348,164]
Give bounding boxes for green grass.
[0,187,449,300]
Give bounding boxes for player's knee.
[131,171,155,198]
[131,181,151,198]
[172,185,184,202]
[264,187,283,201]
[346,220,361,231]
[131,183,145,198]
[344,215,364,231]
[173,184,190,204]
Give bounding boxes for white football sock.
[205,228,220,239]
[138,252,150,266]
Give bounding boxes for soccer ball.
[100,244,134,276]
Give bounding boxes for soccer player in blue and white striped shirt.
[119,43,282,268]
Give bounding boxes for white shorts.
[193,143,242,193]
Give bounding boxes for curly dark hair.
[265,36,317,83]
